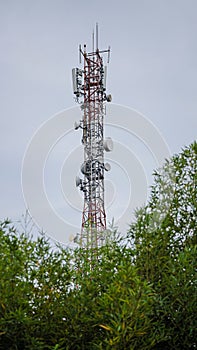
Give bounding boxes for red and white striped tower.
[72,24,112,248]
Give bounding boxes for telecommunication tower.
[72,24,113,248]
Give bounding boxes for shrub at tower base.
[0,142,196,349]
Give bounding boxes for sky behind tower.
[0,0,196,243]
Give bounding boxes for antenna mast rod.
[96,22,98,51]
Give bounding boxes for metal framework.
[73,25,112,248]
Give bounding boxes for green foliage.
[0,222,73,349]
[0,222,155,349]
[0,142,196,349]
[128,141,197,349]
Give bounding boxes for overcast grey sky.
[0,0,197,241]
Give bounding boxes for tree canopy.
[0,142,196,349]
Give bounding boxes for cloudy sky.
[0,0,196,243]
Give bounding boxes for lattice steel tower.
[72,24,113,248]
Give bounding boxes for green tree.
[0,221,73,349]
[128,141,197,349]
